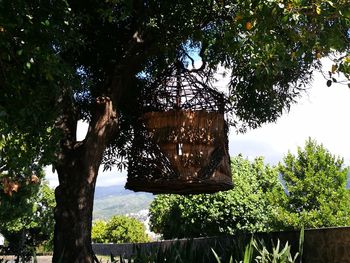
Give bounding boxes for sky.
[45,58,350,187]
[229,61,350,166]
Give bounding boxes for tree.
[0,179,55,257]
[149,156,282,239]
[91,216,150,244]
[272,138,350,229]
[31,182,56,252]
[0,0,349,261]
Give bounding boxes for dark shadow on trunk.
[53,147,98,263]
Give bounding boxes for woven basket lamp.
[125,69,232,194]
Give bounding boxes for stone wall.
[93,226,350,262]
[305,227,350,262]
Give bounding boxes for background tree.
[272,138,350,229]
[31,182,56,252]
[0,179,55,257]
[149,156,282,239]
[0,0,349,261]
[91,216,150,244]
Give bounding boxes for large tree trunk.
[53,150,97,262]
[51,47,143,260]
[52,97,117,262]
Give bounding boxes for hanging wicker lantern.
[125,68,232,194]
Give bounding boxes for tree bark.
[51,42,146,261]
[53,150,97,263]
[52,97,117,262]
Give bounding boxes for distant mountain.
[94,185,136,199]
[93,171,350,220]
[93,185,154,220]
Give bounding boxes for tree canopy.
[272,138,350,229]
[1,0,349,170]
[0,0,349,260]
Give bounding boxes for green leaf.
[211,248,222,263]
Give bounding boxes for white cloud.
[96,169,127,187]
[44,165,127,188]
[230,59,350,165]
[44,166,59,187]
[77,120,89,141]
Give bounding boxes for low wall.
[92,226,350,262]
[268,226,350,263]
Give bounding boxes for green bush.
[91,220,108,244]
[0,180,55,255]
[92,215,150,244]
[212,238,300,263]
[149,155,282,239]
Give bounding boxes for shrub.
[91,215,150,244]
[91,220,107,243]
[149,155,282,239]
